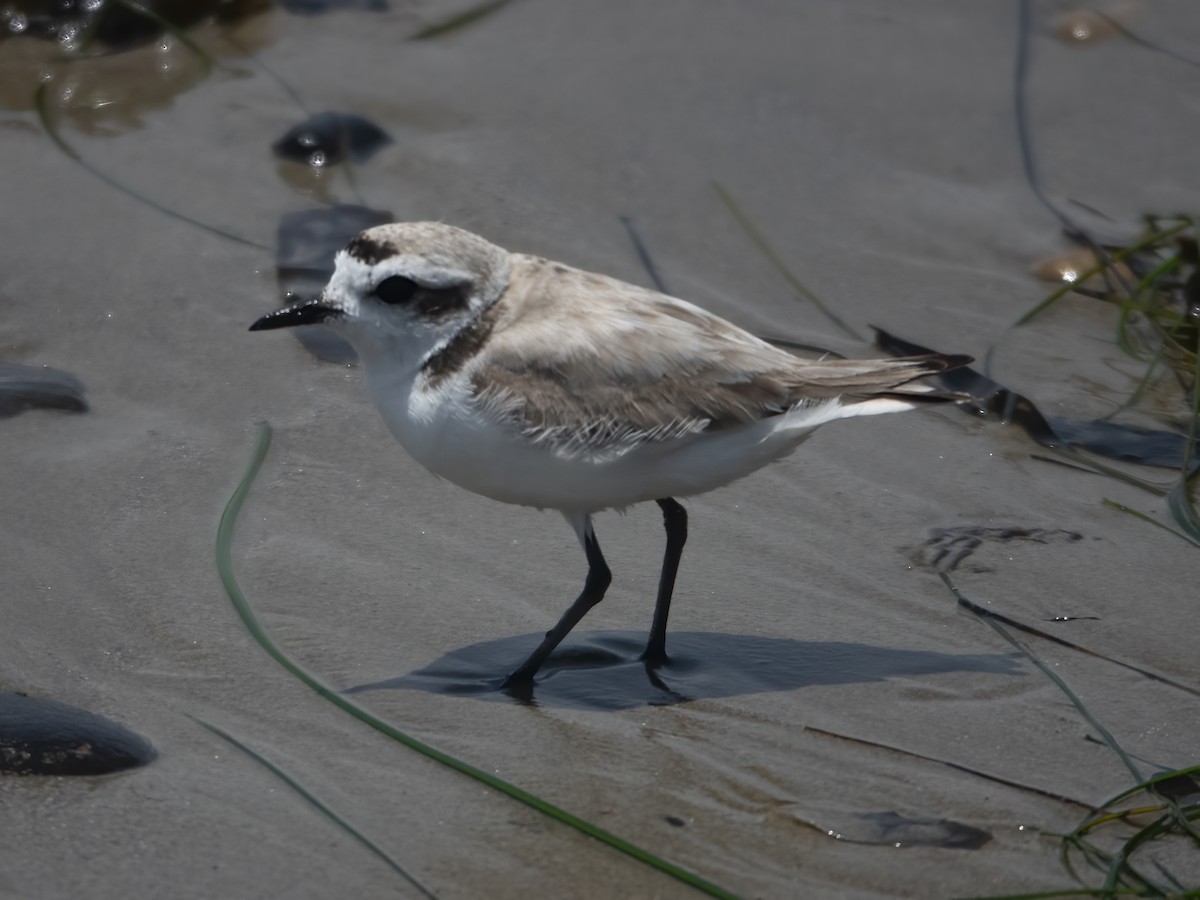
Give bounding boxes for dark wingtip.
[936,353,975,371]
[870,325,973,372]
[885,387,975,405]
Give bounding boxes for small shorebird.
[251,222,969,687]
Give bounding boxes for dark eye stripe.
[375,275,419,305]
[414,284,470,318]
[372,276,473,320]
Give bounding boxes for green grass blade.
[1099,811,1174,894]
[712,182,863,341]
[1167,335,1200,539]
[1151,858,1189,894]
[190,715,437,898]
[805,726,1095,810]
[1060,830,1114,892]
[1170,796,1200,846]
[936,566,1200,697]
[1012,222,1191,329]
[35,84,269,251]
[1102,346,1165,419]
[963,889,1146,899]
[1173,799,1200,847]
[948,570,1199,892]
[216,423,739,900]
[620,215,669,293]
[1114,303,1150,361]
[410,0,516,40]
[1033,447,1171,496]
[1087,765,1200,812]
[939,573,1144,783]
[1101,499,1200,548]
[1130,253,1182,305]
[981,220,1194,376]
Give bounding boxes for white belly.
[365,366,828,513]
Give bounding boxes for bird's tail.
[788,353,972,411]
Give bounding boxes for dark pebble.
[280,0,389,12]
[272,112,392,167]
[0,362,88,419]
[3,0,268,50]
[0,693,157,776]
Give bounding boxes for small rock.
[272,112,392,167]
[0,693,156,776]
[0,362,88,419]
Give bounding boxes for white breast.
[362,360,834,514]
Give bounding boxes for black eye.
[375,275,419,305]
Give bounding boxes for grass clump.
[1015,216,1200,543]
[941,574,1200,899]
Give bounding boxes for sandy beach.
[3,2,1199,897]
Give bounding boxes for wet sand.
[3,2,1199,897]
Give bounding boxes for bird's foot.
[499,669,536,703]
[640,648,669,669]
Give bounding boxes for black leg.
[503,523,612,687]
[642,498,687,666]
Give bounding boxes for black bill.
[249,298,341,331]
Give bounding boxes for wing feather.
[466,255,964,452]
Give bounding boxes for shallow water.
[3,2,1200,898]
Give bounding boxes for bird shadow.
[343,631,1023,710]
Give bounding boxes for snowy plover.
[251,222,969,687]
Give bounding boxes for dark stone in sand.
[273,204,393,363]
[0,362,88,419]
[0,693,156,776]
[847,811,991,849]
[2,0,268,50]
[272,112,392,167]
[279,0,388,12]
